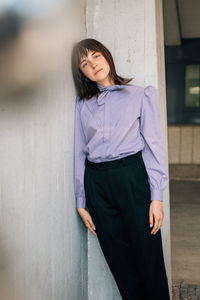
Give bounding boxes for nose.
[91,61,97,68]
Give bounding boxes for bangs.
[77,44,101,65]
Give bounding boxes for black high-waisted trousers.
[84,150,170,300]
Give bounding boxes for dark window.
[185,64,200,108]
[165,39,200,125]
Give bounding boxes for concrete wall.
[86,0,172,299]
[168,125,200,164]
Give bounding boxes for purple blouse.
[73,82,169,208]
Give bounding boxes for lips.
[95,68,103,75]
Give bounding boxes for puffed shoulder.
[144,85,158,97]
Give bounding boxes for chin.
[96,74,108,81]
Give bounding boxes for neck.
[96,78,114,87]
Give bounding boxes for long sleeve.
[139,85,169,201]
[73,96,87,208]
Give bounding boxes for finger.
[88,219,96,231]
[89,227,97,236]
[153,226,160,235]
[89,223,97,236]
[86,214,96,229]
[153,220,162,234]
[149,210,154,228]
[86,221,97,236]
[87,218,97,233]
[152,214,164,234]
[151,219,160,234]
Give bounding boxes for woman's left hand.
[149,200,164,235]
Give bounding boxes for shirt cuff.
[76,196,86,209]
[150,189,163,201]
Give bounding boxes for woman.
[71,38,170,300]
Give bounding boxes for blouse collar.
[96,82,126,105]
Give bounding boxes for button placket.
[103,96,110,156]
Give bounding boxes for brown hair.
[71,38,134,101]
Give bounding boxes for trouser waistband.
[85,151,142,170]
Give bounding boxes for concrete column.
[86,0,172,299]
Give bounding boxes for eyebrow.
[80,51,97,65]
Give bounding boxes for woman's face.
[79,50,111,84]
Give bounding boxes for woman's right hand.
[77,208,97,237]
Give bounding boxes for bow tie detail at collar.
[96,82,126,105]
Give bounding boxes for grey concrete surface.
[170,180,200,285]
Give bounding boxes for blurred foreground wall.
[0,1,88,299]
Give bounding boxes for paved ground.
[170,180,200,299]
[172,281,200,300]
